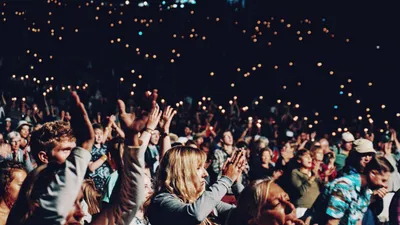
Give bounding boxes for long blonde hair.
[82,179,101,215]
[156,146,207,203]
[228,179,275,225]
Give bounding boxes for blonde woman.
[147,146,245,225]
[226,179,304,225]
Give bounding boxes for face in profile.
[195,161,208,194]
[5,169,27,208]
[368,170,391,191]
[65,189,85,225]
[257,182,297,225]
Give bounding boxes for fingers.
[117,99,127,115]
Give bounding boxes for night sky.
[1,0,400,134]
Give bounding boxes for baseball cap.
[342,132,355,142]
[353,138,376,154]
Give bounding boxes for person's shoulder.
[329,174,358,191]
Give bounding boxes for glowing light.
[277,99,281,104]
[381,105,386,109]
[317,62,323,67]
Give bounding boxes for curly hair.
[0,160,27,208]
[30,121,76,164]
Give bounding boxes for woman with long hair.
[147,146,245,225]
[0,161,27,225]
[226,179,303,225]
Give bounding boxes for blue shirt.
[313,173,372,225]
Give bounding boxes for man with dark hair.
[311,157,394,225]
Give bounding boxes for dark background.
[1,0,399,132]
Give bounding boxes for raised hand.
[146,103,162,130]
[159,106,176,133]
[69,92,95,151]
[118,90,158,134]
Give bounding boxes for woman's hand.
[222,151,245,182]
[159,106,176,133]
[146,103,162,130]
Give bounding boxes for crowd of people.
[0,88,400,225]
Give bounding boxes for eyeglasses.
[360,152,375,157]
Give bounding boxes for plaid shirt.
[211,148,231,180]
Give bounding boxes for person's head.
[92,124,104,144]
[81,179,101,215]
[364,157,394,190]
[255,137,269,150]
[5,118,11,127]
[260,148,271,165]
[185,140,198,148]
[296,149,312,169]
[184,126,192,137]
[156,146,207,203]
[323,151,336,165]
[311,147,324,162]
[348,139,376,172]
[7,131,21,152]
[232,179,296,225]
[379,133,393,152]
[150,130,160,145]
[8,163,85,225]
[281,141,296,161]
[0,161,27,209]
[30,121,76,165]
[319,138,330,153]
[17,121,31,139]
[193,135,204,147]
[106,137,125,171]
[0,133,4,144]
[221,131,234,146]
[144,174,154,200]
[300,132,307,142]
[341,132,355,151]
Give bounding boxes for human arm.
[159,106,176,157]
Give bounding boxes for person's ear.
[369,169,379,180]
[38,151,49,164]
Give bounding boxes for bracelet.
[101,154,108,161]
[144,127,154,134]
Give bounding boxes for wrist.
[101,154,108,161]
[144,127,155,134]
